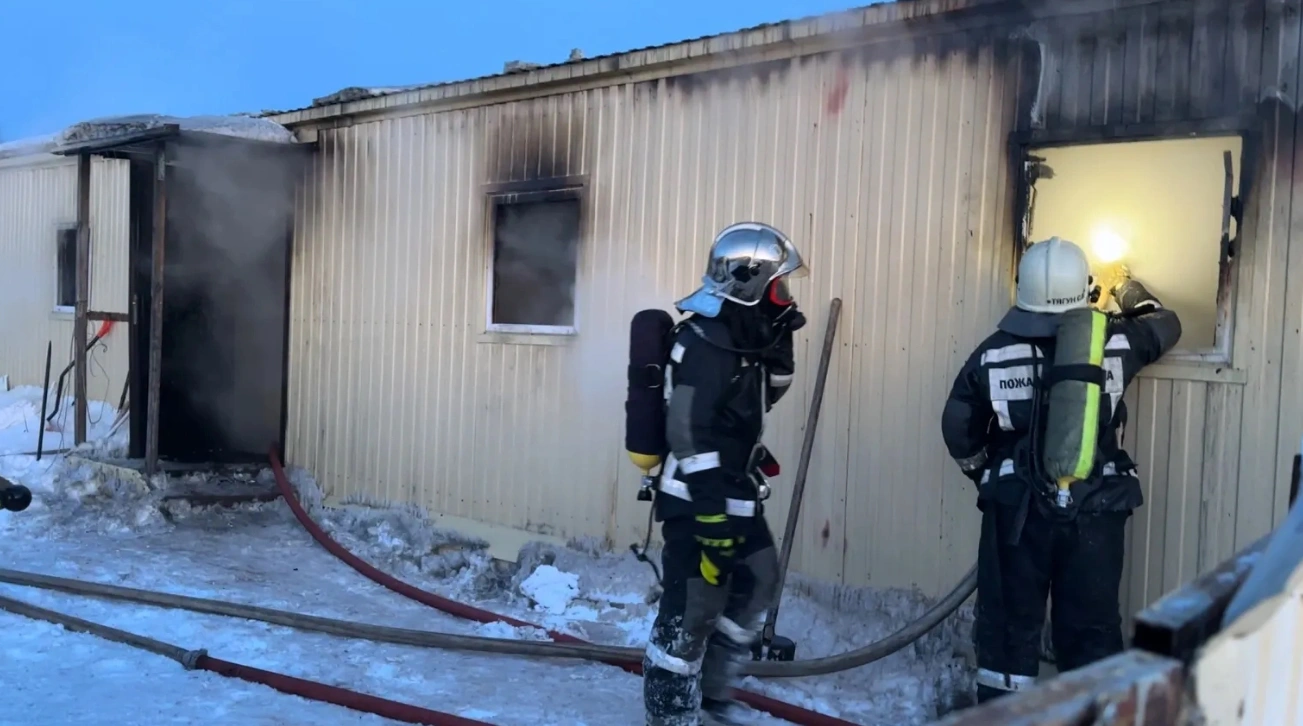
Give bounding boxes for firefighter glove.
[693,513,738,586]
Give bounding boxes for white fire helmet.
[1016,236,1091,314]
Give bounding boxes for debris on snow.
[519,565,580,614]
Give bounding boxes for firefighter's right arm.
[1113,279,1183,369]
[940,346,993,484]
[665,335,738,514]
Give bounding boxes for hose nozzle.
[0,483,32,512]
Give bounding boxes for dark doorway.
[127,135,304,464]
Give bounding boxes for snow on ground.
[0,386,975,725]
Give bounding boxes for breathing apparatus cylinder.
[625,309,677,501]
[1041,307,1109,508]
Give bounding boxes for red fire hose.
[268,449,861,726]
[198,655,491,726]
[0,592,492,726]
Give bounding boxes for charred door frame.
[1007,114,1260,367]
[56,127,310,475]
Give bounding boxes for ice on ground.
[0,386,976,725]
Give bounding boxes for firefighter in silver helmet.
[643,222,808,726]
[940,236,1182,703]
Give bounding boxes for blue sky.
[1,0,863,141]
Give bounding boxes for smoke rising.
[491,197,581,328]
[161,133,299,460]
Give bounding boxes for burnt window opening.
[55,226,78,309]
[488,192,582,331]
[1019,134,1244,363]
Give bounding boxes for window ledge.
[1138,361,1247,385]
[478,330,575,347]
[51,306,74,321]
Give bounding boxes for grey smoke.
[490,197,581,328]
[164,136,299,458]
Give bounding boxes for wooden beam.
[144,146,168,477]
[1131,533,1272,664]
[73,154,91,446]
[930,650,1186,726]
[86,311,130,323]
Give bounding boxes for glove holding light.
[1090,226,1131,310]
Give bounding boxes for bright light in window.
[1091,227,1129,263]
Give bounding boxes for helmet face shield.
[776,235,809,280]
[767,278,794,306]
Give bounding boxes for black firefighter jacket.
[655,315,794,522]
[940,280,1183,513]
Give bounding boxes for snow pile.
[0,387,159,540]
[55,114,297,148]
[519,565,580,614]
[295,478,497,589]
[0,385,121,454]
[0,397,40,431]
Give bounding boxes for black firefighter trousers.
[974,499,1130,703]
[643,514,780,726]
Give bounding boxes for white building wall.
[0,154,130,415]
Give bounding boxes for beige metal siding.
[285,0,1303,601]
[286,39,1024,592]
[0,157,130,407]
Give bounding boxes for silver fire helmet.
[699,222,808,306]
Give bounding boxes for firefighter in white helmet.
[939,236,1181,703]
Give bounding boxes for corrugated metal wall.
[0,156,130,408]
[286,36,1023,593]
[1026,0,1303,617]
[285,0,1303,607]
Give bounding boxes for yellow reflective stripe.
[694,536,735,548]
[695,514,727,524]
[1071,310,1107,481]
[700,552,721,585]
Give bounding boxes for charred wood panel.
[1039,0,1271,134]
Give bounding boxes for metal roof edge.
[51,125,181,157]
[267,0,1018,128]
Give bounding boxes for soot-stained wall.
[280,0,1303,608]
